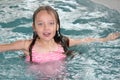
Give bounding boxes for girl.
[0,5,120,79]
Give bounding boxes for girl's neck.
[37,38,57,48]
[36,39,58,52]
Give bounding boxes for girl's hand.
[105,32,120,41]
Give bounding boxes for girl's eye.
[49,22,55,25]
[38,22,43,26]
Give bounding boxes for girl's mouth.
[43,32,51,37]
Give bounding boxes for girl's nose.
[44,23,49,30]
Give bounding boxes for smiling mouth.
[43,32,51,37]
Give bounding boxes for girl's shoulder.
[18,39,32,55]
[22,39,32,50]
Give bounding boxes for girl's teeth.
[43,33,50,36]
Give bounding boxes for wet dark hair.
[29,6,72,63]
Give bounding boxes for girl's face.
[33,10,58,41]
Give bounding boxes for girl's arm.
[69,32,120,46]
[0,40,28,53]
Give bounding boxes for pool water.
[0,0,120,80]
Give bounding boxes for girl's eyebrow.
[37,20,56,22]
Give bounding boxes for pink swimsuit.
[26,45,66,63]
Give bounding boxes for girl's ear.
[57,24,59,31]
[32,23,36,31]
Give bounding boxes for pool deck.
[91,0,120,12]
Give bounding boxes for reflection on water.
[26,60,67,80]
[0,0,120,80]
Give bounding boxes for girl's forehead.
[36,10,55,19]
